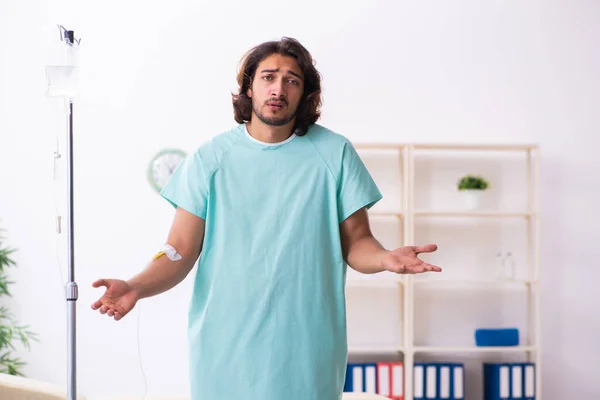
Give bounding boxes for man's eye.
[263,75,272,80]
[288,79,298,85]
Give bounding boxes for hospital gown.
[160,122,382,400]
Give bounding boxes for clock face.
[148,148,187,192]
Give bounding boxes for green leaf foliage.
[0,223,38,376]
[457,174,489,190]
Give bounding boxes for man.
[91,37,441,400]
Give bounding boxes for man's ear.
[246,75,254,98]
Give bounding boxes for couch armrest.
[0,372,86,400]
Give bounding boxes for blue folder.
[413,362,426,400]
[483,362,536,400]
[344,363,378,393]
[414,362,464,400]
[433,362,464,400]
[424,363,437,399]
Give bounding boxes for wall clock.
[147,148,187,193]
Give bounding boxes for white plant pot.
[462,189,484,210]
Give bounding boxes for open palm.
[381,244,442,274]
[91,279,139,321]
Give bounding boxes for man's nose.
[270,78,286,98]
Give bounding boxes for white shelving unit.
[345,143,541,400]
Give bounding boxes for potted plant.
[0,224,38,376]
[457,174,489,210]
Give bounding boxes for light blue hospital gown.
[160,123,382,400]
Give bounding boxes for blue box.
[475,328,519,346]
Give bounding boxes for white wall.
[1,0,598,399]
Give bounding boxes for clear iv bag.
[45,26,80,99]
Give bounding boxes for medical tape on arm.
[152,244,182,261]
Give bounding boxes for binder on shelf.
[377,361,404,400]
[413,362,464,400]
[365,363,377,393]
[438,364,450,399]
[452,363,464,400]
[523,363,536,400]
[437,363,452,400]
[483,362,535,400]
[344,363,361,393]
[483,363,509,400]
[425,364,437,399]
[414,363,425,400]
[344,363,378,393]
[512,364,523,399]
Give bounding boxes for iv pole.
[45,25,81,400]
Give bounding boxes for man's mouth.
[267,101,285,110]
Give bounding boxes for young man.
[92,37,441,400]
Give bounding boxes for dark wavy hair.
[232,37,322,136]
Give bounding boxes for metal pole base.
[66,282,78,400]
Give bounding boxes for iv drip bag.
[45,25,81,99]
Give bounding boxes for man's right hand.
[91,279,139,321]
[90,207,205,322]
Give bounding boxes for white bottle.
[501,252,516,280]
[494,252,504,280]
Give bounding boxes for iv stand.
[47,25,81,400]
[65,90,77,400]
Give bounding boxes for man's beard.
[252,100,298,127]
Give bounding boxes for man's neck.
[246,119,295,144]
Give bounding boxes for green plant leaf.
[0,223,38,377]
[457,174,489,190]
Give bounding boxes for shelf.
[354,143,539,151]
[346,279,404,288]
[344,142,541,399]
[349,346,404,354]
[354,143,404,150]
[411,143,538,152]
[414,211,535,218]
[413,346,537,353]
[348,278,538,288]
[369,212,403,218]
[413,278,538,287]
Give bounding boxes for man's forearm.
[345,236,390,274]
[127,250,198,300]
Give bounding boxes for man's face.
[247,54,304,127]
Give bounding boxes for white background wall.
[1,0,598,399]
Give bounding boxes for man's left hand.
[380,244,442,274]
